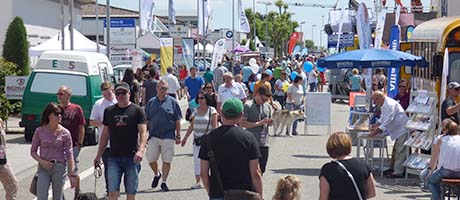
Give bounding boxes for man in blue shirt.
[242,62,254,85]
[145,80,182,192]
[184,66,205,101]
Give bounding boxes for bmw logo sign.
[226,31,233,39]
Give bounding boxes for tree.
[2,17,29,76]
[0,58,18,120]
[304,40,317,50]
[249,40,256,51]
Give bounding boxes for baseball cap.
[448,82,460,89]
[222,98,244,118]
[115,82,130,92]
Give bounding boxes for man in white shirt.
[161,66,181,99]
[217,72,247,114]
[370,91,409,178]
[89,82,117,195]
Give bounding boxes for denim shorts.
[108,156,141,194]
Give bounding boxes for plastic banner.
[160,37,174,76]
[182,38,194,70]
[387,25,401,98]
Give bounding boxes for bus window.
[449,52,460,83]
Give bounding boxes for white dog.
[272,109,305,136]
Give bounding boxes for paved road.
[1,100,431,200]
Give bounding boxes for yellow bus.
[410,16,460,95]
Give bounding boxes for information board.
[305,92,331,126]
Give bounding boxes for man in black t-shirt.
[441,82,460,123]
[93,82,147,200]
[199,98,263,199]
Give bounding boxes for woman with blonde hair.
[319,132,376,200]
[273,175,301,200]
[349,68,363,92]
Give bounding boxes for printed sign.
[5,76,29,100]
[327,33,355,48]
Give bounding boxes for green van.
[20,51,114,142]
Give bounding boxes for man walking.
[184,66,205,101]
[240,85,273,174]
[199,98,263,199]
[161,66,181,99]
[217,72,247,114]
[142,69,158,105]
[56,85,85,197]
[145,80,182,192]
[89,82,117,195]
[93,82,147,200]
[213,63,227,91]
[370,91,409,178]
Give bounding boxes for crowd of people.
[0,55,458,200]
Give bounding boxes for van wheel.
[24,128,34,142]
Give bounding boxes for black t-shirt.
[142,79,158,103]
[319,158,371,200]
[128,81,141,103]
[441,97,460,123]
[199,125,261,198]
[103,103,146,157]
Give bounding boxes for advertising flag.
[336,4,346,50]
[439,48,449,134]
[356,3,372,49]
[288,32,300,55]
[140,0,155,32]
[238,0,250,33]
[182,38,194,70]
[198,0,211,36]
[387,25,401,98]
[160,37,174,76]
[374,9,386,49]
[169,0,176,24]
[211,38,227,70]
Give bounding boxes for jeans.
[309,82,317,92]
[419,167,429,190]
[274,95,285,109]
[259,147,269,174]
[108,156,141,195]
[428,167,460,200]
[102,148,110,193]
[285,103,302,133]
[37,162,67,200]
[73,146,80,173]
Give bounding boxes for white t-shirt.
[307,70,318,84]
[217,81,247,103]
[90,97,117,147]
[439,135,460,171]
[274,79,288,96]
[287,84,304,106]
[161,73,181,94]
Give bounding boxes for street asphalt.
[1,98,431,200]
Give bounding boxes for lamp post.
[320,15,324,48]
[312,24,316,42]
[257,1,271,52]
[300,21,306,43]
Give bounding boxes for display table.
[356,132,387,177]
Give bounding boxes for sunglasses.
[398,86,406,88]
[197,96,205,100]
[158,86,168,91]
[56,92,66,96]
[204,87,212,89]
[53,111,62,116]
[115,91,127,96]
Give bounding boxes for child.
[272,175,301,200]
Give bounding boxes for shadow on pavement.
[292,154,330,159]
[6,135,29,144]
[271,168,321,176]
[136,187,197,193]
[175,153,193,157]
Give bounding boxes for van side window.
[30,72,87,96]
[98,63,110,82]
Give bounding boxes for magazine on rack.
[406,113,432,131]
[406,96,435,114]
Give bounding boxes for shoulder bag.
[333,160,364,200]
[205,129,262,200]
[193,108,211,146]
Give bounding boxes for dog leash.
[93,163,102,194]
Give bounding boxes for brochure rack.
[403,91,437,175]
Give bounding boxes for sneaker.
[190,183,202,189]
[292,131,299,135]
[161,183,170,192]
[151,172,162,188]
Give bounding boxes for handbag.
[193,108,211,146]
[205,129,262,200]
[333,160,364,200]
[29,171,38,196]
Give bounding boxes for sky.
[102,0,431,48]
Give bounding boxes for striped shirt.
[193,107,217,138]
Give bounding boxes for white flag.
[373,10,386,49]
[211,38,227,70]
[238,0,250,33]
[198,0,211,36]
[169,0,176,24]
[140,0,155,32]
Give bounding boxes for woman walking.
[286,76,304,135]
[31,103,76,200]
[181,92,218,189]
[0,119,18,200]
[122,68,141,105]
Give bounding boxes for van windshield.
[30,72,87,96]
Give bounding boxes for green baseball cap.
[222,98,244,118]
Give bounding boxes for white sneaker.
[190,183,202,189]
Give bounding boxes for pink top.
[30,126,73,165]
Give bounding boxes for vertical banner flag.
[439,48,449,134]
[374,10,386,49]
[387,25,401,98]
[140,0,155,32]
[169,0,176,24]
[211,38,227,70]
[198,0,211,35]
[336,4,346,50]
[288,32,300,55]
[238,0,250,33]
[182,38,194,70]
[160,37,174,76]
[356,3,372,49]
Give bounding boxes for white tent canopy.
[29,25,106,56]
[194,43,213,53]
